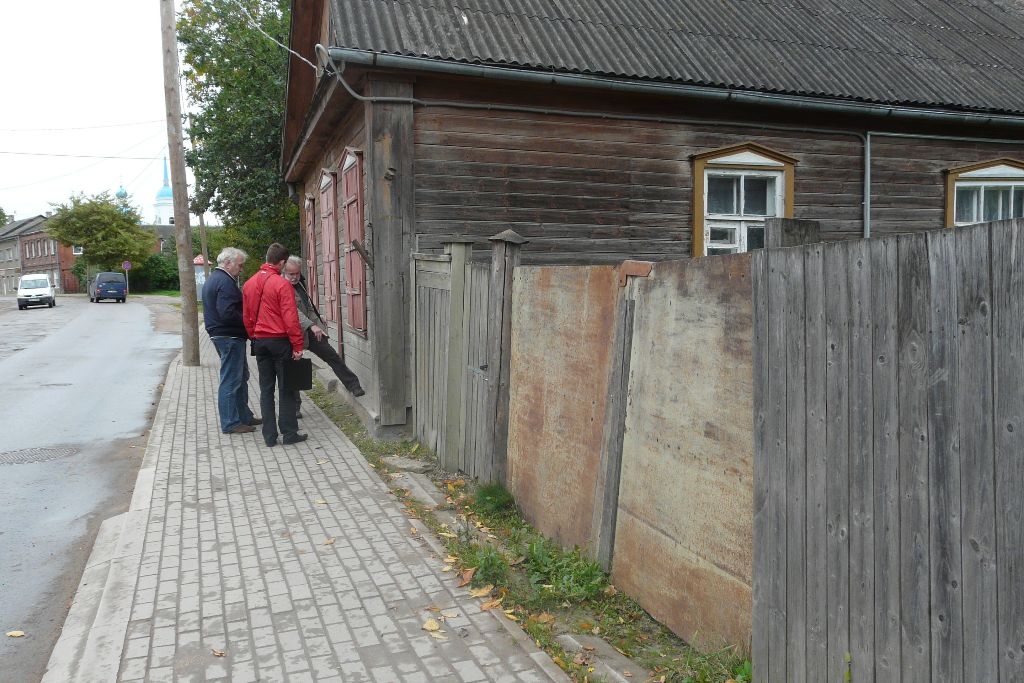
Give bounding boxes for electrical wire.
[0,119,164,133]
[0,151,161,160]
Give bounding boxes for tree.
[48,192,155,270]
[0,206,7,225]
[177,0,299,260]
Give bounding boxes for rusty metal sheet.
[506,265,619,551]
[613,254,755,650]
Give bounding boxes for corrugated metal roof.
[328,0,1024,114]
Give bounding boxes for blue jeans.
[211,336,255,432]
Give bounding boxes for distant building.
[0,215,81,294]
[154,158,173,225]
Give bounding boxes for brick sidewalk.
[45,332,566,683]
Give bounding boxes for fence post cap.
[488,230,529,245]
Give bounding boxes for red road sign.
[122,261,132,271]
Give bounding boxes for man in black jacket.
[282,256,364,418]
[202,247,260,434]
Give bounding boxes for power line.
[0,119,164,133]
[0,151,161,160]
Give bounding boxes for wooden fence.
[751,219,1024,682]
[410,237,518,478]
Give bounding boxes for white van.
[17,273,56,310]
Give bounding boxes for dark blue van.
[89,272,128,303]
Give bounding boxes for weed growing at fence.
[307,383,751,683]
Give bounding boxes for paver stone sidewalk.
[44,331,566,683]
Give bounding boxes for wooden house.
[282,0,1024,431]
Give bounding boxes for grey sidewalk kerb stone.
[45,329,568,682]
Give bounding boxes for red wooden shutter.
[341,151,367,332]
[303,196,319,307]
[320,172,340,324]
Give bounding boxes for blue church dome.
[115,185,128,200]
[156,157,173,201]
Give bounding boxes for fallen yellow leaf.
[509,556,526,566]
[623,672,633,679]
[536,612,555,624]
[314,499,327,505]
[441,610,458,619]
[6,631,25,638]
[422,618,442,632]
[468,584,493,598]
[445,555,459,563]
[480,597,503,610]
[316,459,328,465]
[457,567,476,587]
[323,538,336,545]
[428,631,448,641]
[410,526,419,535]
[604,584,619,596]
[504,610,519,621]
[438,532,456,538]
[211,648,226,657]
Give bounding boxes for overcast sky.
[0,1,203,224]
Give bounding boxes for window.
[693,143,796,256]
[341,150,367,334]
[947,159,1024,227]
[72,245,84,255]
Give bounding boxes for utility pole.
[160,0,200,366]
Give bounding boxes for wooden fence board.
[784,247,808,683]
[847,239,875,681]
[955,225,998,683]
[751,249,770,683]
[925,229,963,683]
[824,242,851,683]
[753,221,1022,680]
[803,244,829,681]
[897,233,931,682]
[870,237,901,682]
[766,248,789,683]
[992,220,1024,683]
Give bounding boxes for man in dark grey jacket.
[282,257,364,417]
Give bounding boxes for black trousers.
[253,337,300,443]
[307,329,362,391]
[294,330,363,415]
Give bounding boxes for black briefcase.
[283,357,313,391]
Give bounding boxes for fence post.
[442,239,473,472]
[482,230,528,484]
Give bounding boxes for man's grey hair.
[216,247,247,267]
[285,255,304,270]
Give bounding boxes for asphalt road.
[0,294,181,683]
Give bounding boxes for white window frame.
[703,168,785,256]
[953,179,1024,225]
[72,245,84,255]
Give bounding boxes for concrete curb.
[41,356,176,683]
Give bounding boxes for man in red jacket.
[242,243,306,446]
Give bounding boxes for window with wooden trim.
[341,150,367,334]
[72,245,83,255]
[946,159,1024,227]
[320,171,340,325]
[693,143,796,257]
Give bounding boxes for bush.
[133,252,180,292]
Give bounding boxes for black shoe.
[295,411,303,420]
[282,434,308,445]
[350,386,365,397]
[265,438,277,447]
[247,418,263,426]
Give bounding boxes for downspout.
[865,133,872,238]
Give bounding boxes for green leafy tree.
[48,192,155,271]
[134,252,181,292]
[177,0,299,259]
[0,206,8,226]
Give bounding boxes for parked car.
[17,273,56,310]
[89,272,128,303]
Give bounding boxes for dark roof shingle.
[327,0,1024,114]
